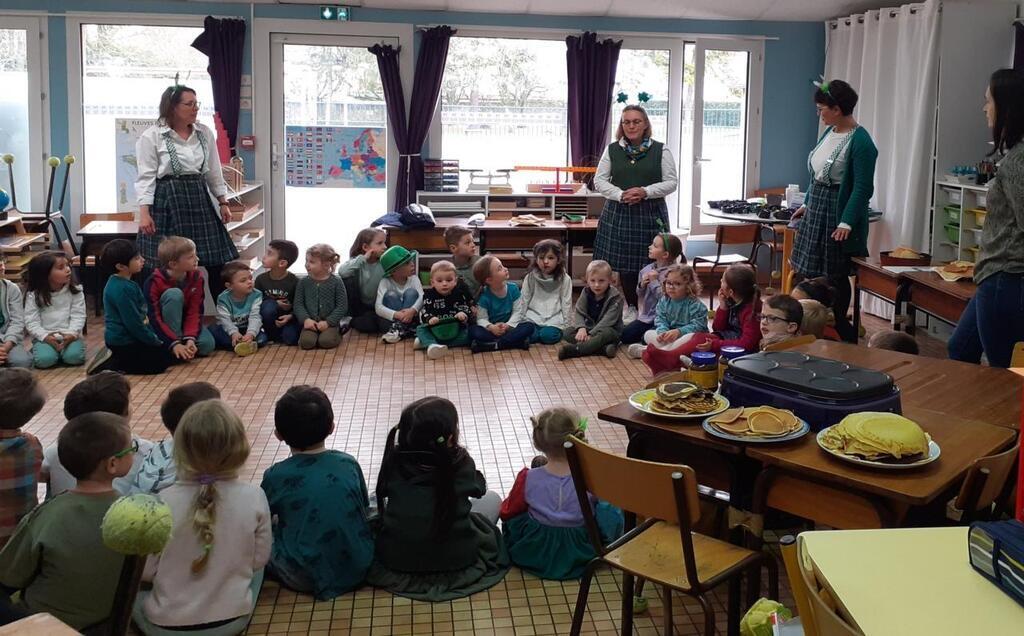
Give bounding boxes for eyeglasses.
[113,438,140,459]
[179,100,200,109]
[621,119,645,127]
[760,314,794,325]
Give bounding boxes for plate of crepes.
[933,260,974,282]
[629,381,730,420]
[816,412,940,469]
[701,406,809,443]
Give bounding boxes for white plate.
[702,417,810,443]
[628,389,730,420]
[815,426,941,470]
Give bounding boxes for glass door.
[689,39,764,234]
[270,34,390,268]
[0,18,45,211]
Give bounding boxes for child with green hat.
[375,245,423,344]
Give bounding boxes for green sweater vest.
[608,141,664,190]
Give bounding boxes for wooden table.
[850,257,918,333]
[76,221,140,315]
[902,270,976,331]
[801,527,1024,635]
[381,217,471,252]
[0,613,79,635]
[793,340,1022,430]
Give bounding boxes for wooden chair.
[953,441,1020,523]
[790,534,863,635]
[779,535,818,636]
[1011,342,1024,367]
[564,437,777,636]
[692,224,769,309]
[762,334,817,352]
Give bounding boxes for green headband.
[812,75,831,96]
[617,91,652,104]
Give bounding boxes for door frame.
[252,19,414,241]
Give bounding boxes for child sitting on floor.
[295,243,348,350]
[261,385,373,599]
[559,260,623,360]
[470,255,534,353]
[88,239,171,375]
[376,245,423,344]
[511,239,573,345]
[134,400,270,634]
[500,407,623,580]
[367,396,508,601]
[792,277,841,341]
[638,264,710,375]
[760,294,804,350]
[0,368,45,547]
[798,299,830,339]
[622,233,685,345]
[24,251,86,369]
[0,255,31,368]
[255,239,301,346]
[143,236,216,363]
[43,371,153,497]
[416,260,475,360]
[127,381,221,495]
[0,412,134,630]
[339,228,387,334]
[869,329,919,355]
[445,225,481,296]
[211,261,266,356]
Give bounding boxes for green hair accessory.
[812,75,830,96]
[617,91,653,104]
[637,92,651,103]
[577,417,588,432]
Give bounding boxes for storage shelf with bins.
[225,182,265,270]
[415,190,604,220]
[0,213,48,281]
[932,180,987,264]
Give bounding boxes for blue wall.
[2,0,823,200]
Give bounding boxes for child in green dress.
[260,385,374,599]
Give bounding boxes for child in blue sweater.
[87,240,171,375]
[638,264,708,374]
[211,261,266,356]
[469,255,534,353]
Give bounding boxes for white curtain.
[824,1,940,318]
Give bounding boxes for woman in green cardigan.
[791,79,878,343]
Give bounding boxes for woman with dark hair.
[134,84,238,296]
[593,104,678,318]
[948,69,1024,367]
[790,79,877,343]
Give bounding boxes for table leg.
[894,280,911,332]
[853,266,862,338]
[781,228,795,293]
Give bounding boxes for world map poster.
[285,126,386,188]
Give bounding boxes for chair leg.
[728,574,742,636]
[765,553,779,601]
[663,586,673,635]
[696,593,716,636]
[569,559,599,636]
[620,571,635,636]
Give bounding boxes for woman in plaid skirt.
[135,85,239,298]
[593,105,678,317]
[790,80,877,343]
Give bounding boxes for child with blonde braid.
[500,407,623,580]
[133,400,270,634]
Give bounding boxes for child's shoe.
[471,340,498,354]
[558,345,579,360]
[604,343,618,358]
[234,340,258,357]
[426,344,449,359]
[382,324,403,344]
[627,343,645,359]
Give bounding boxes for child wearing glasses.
[760,294,804,350]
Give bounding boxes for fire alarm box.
[240,136,256,151]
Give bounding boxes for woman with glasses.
[790,79,877,343]
[593,104,678,320]
[134,84,238,295]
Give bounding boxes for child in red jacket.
[142,237,215,362]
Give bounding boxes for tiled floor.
[25,311,928,635]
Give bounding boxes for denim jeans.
[209,324,269,350]
[469,322,535,348]
[259,298,301,346]
[620,319,654,344]
[948,271,1024,368]
[160,288,216,355]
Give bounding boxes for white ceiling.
[333,0,897,22]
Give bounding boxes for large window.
[440,36,568,191]
[0,18,45,212]
[80,24,215,214]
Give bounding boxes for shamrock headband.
[617,91,652,104]
[812,75,831,96]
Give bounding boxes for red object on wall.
[239,135,256,151]
[214,112,231,163]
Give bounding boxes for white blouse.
[809,129,853,184]
[593,139,679,202]
[135,121,228,206]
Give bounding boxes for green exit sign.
[319,6,350,21]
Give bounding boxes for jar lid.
[721,346,746,359]
[692,351,717,365]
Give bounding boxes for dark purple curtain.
[369,43,411,213]
[1015,23,1024,71]
[566,32,622,186]
[192,16,246,154]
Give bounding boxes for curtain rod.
[827,5,938,29]
[414,23,778,41]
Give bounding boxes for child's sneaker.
[382,325,403,344]
[558,345,579,361]
[627,343,645,359]
[604,343,618,358]
[426,344,449,359]
[86,346,113,375]
[622,305,638,324]
[234,340,258,357]
[470,340,498,354]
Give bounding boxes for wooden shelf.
[0,233,46,252]
[232,228,265,252]
[225,208,264,232]
[226,182,263,199]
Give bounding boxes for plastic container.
[944,223,960,244]
[687,351,719,390]
[719,351,902,431]
[718,346,746,382]
[970,208,987,227]
[943,204,961,225]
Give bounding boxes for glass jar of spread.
[718,346,746,381]
[688,351,719,390]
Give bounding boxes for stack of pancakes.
[650,382,720,415]
[819,412,930,461]
[706,406,802,438]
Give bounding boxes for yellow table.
[801,527,1024,635]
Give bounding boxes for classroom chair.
[953,440,1020,524]
[779,534,862,635]
[564,437,777,636]
[1011,342,1024,367]
[692,224,769,310]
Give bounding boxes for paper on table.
[882,265,932,273]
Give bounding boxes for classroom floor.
[25,311,936,635]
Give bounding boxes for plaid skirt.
[593,198,670,273]
[137,174,239,269]
[790,181,848,278]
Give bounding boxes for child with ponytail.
[134,400,270,634]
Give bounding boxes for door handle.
[271,143,279,172]
[695,157,711,163]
